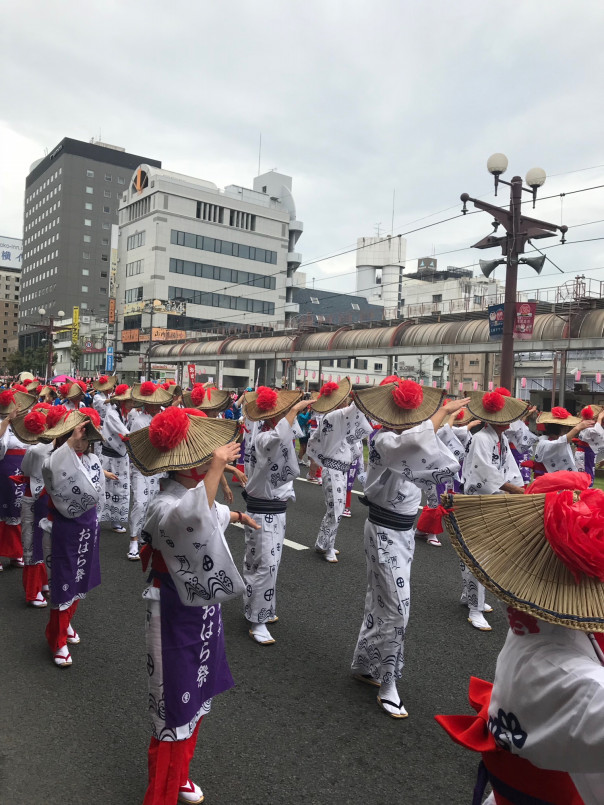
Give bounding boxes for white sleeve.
[581,422,604,452]
[372,422,460,487]
[42,443,101,518]
[342,402,372,444]
[0,428,9,461]
[462,430,507,495]
[506,419,538,451]
[254,417,293,453]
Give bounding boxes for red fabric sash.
[435,677,583,804]
[6,449,26,456]
[417,504,450,535]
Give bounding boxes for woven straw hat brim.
[66,384,86,400]
[537,411,582,427]
[244,390,303,422]
[125,416,240,476]
[131,384,173,406]
[164,384,182,398]
[0,391,37,416]
[25,382,39,392]
[39,386,57,398]
[18,372,35,383]
[353,384,445,428]
[466,392,530,425]
[104,389,133,403]
[92,376,119,392]
[310,377,352,414]
[11,412,48,444]
[450,408,474,427]
[39,411,103,443]
[442,493,604,632]
[198,389,231,414]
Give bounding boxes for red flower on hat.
[46,405,68,428]
[256,386,278,411]
[23,411,46,434]
[551,406,570,419]
[166,379,176,385]
[76,380,87,393]
[0,389,15,407]
[33,402,52,411]
[149,407,190,451]
[80,407,101,427]
[544,486,604,583]
[581,406,594,420]
[392,379,423,410]
[139,381,156,396]
[482,392,505,412]
[114,384,129,396]
[161,382,170,391]
[184,408,207,418]
[13,383,28,393]
[98,375,109,384]
[191,385,206,406]
[380,375,400,386]
[456,408,466,420]
[318,381,339,397]
[494,387,511,397]
[59,383,71,399]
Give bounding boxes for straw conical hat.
[0,390,37,416]
[105,385,132,403]
[466,391,529,425]
[354,382,445,428]
[244,388,303,422]
[11,408,50,444]
[442,492,604,632]
[580,404,604,420]
[25,380,41,393]
[131,382,173,406]
[66,382,87,400]
[125,409,240,475]
[17,371,35,383]
[310,378,352,414]
[537,408,582,427]
[39,409,103,443]
[196,387,231,414]
[92,375,119,392]
[38,385,58,400]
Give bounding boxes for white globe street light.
[525,167,546,188]
[487,153,508,176]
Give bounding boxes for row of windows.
[229,209,256,231]
[24,200,60,234]
[25,184,61,217]
[125,287,144,303]
[126,259,144,277]
[128,196,151,222]
[84,234,110,246]
[82,268,108,278]
[84,218,111,230]
[170,230,277,264]
[196,202,224,224]
[168,285,274,315]
[86,169,125,185]
[85,186,113,199]
[127,231,145,250]
[25,168,61,205]
[169,258,276,290]
[84,203,112,214]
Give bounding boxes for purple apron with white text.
[50,506,101,607]
[0,451,25,520]
[510,445,531,484]
[151,569,234,729]
[32,493,49,564]
[346,457,360,493]
[574,440,596,485]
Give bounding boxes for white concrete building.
[356,235,406,315]
[116,166,302,378]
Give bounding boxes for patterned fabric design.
[315,468,347,552]
[242,511,285,623]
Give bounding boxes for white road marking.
[229,521,309,550]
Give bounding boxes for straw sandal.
[377,695,408,719]
[352,673,381,688]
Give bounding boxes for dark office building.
[19,138,160,349]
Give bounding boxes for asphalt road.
[0,474,506,805]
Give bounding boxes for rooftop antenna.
[375,223,383,236]
[257,133,262,176]
[391,188,395,235]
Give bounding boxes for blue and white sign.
[106,345,114,372]
[0,236,23,269]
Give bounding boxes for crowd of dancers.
[2,370,604,803]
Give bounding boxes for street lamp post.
[38,307,65,382]
[460,154,568,392]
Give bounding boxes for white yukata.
[128,409,162,541]
[461,425,523,611]
[142,479,242,740]
[488,615,604,804]
[351,421,460,683]
[307,403,372,554]
[534,434,577,473]
[92,391,109,424]
[100,404,130,526]
[21,442,53,597]
[243,417,298,624]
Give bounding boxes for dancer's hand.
[230,511,260,529]
[104,470,118,481]
[222,485,234,504]
[212,442,241,467]
[68,422,89,452]
[442,397,471,414]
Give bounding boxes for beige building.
[0,236,22,368]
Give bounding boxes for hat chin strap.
[177,466,207,483]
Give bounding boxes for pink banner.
[473,381,478,390]
[575,370,581,381]
[521,377,527,388]
[597,372,602,384]
[445,381,450,390]
[488,381,493,391]
[432,381,437,387]
[458,382,464,391]
[514,302,537,340]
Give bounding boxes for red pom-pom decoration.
[23,411,47,434]
[79,407,100,427]
[33,402,52,411]
[161,382,170,390]
[256,386,278,411]
[392,379,423,410]
[456,408,466,421]
[494,387,511,397]
[191,385,206,406]
[380,375,400,386]
[114,384,129,396]
[482,392,505,412]
[167,379,176,386]
[139,381,156,396]
[46,405,68,428]
[581,406,594,420]
[551,406,570,420]
[76,380,87,393]
[319,381,339,397]
[59,383,71,399]
[183,408,207,418]
[13,383,29,393]
[98,375,109,384]
[149,407,190,451]
[0,389,15,407]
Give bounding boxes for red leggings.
[22,563,48,602]
[45,600,79,652]
[143,720,201,805]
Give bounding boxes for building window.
[126,259,144,277]
[229,210,256,231]
[310,296,319,304]
[474,295,482,305]
[125,287,144,303]
[102,222,110,230]
[195,202,224,224]
[351,303,360,310]
[100,287,107,294]
[105,174,112,182]
[355,359,368,370]
[168,285,274,316]
[85,186,93,194]
[83,252,90,259]
[170,230,277,265]
[81,302,88,309]
[103,205,110,213]
[469,359,479,366]
[100,271,108,278]
[104,191,111,198]
[101,238,109,246]
[82,269,89,276]
[82,285,88,292]
[84,219,92,227]
[117,177,125,185]
[127,231,145,250]
[83,235,91,243]
[169,258,276,290]
[374,363,383,371]
[432,294,442,303]
[101,254,108,261]
[85,202,93,210]
[86,170,94,178]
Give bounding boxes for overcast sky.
[2,0,604,299]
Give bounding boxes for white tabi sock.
[250,623,273,641]
[128,540,139,554]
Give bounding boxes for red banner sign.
[514,302,536,340]
[187,364,196,385]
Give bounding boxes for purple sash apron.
[574,441,596,484]
[50,506,101,607]
[32,494,49,564]
[0,451,25,520]
[346,457,360,492]
[510,445,531,484]
[151,569,235,729]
